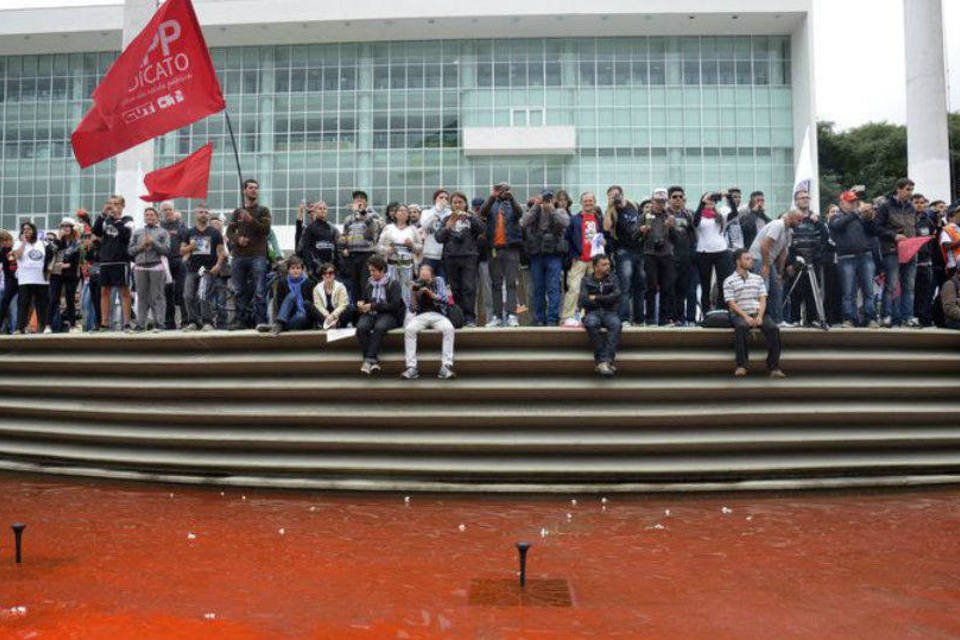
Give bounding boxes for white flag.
[793,125,813,197]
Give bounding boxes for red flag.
[897,236,933,264]
[71,0,225,168]
[140,143,213,202]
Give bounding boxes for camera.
[613,195,624,207]
[411,279,428,292]
[710,192,723,202]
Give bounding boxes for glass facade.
[0,36,793,231]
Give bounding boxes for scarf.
[287,273,307,315]
[368,273,390,305]
[701,207,717,220]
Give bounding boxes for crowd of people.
[2,177,959,379]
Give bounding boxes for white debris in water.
[746,515,753,521]
[404,496,411,504]
[203,612,216,620]
[186,532,197,540]
[168,493,174,499]
[570,499,578,506]
[308,506,317,512]
[600,497,608,504]
[721,506,733,515]
[664,509,671,517]
[566,512,573,520]
[219,492,225,497]
[648,523,666,531]
[540,527,549,538]
[241,495,247,501]
[278,528,285,536]
[458,524,466,532]
[7,606,27,616]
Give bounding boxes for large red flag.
[897,236,933,264]
[71,0,225,168]
[140,142,213,202]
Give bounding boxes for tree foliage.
[817,114,959,211]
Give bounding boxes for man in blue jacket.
[828,189,879,327]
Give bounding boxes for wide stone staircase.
[0,327,958,493]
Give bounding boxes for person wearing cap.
[46,217,82,332]
[339,189,382,307]
[419,189,451,278]
[642,188,678,325]
[480,182,525,327]
[911,193,940,327]
[829,189,879,327]
[520,189,570,326]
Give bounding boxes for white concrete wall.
[463,127,576,156]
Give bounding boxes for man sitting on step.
[401,263,456,380]
[723,248,786,379]
[579,253,622,378]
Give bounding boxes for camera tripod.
[782,258,829,330]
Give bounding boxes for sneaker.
[400,367,419,380]
[621,321,633,328]
[840,321,855,329]
[562,318,582,328]
[734,367,748,378]
[904,317,921,328]
[360,361,373,375]
[182,323,200,332]
[866,320,880,329]
[464,322,477,328]
[255,323,272,333]
[881,316,893,328]
[11,330,22,335]
[42,327,53,334]
[596,362,615,378]
[201,323,215,332]
[370,361,382,375]
[69,326,83,334]
[269,323,283,336]
[485,317,502,328]
[506,315,520,327]
[437,365,456,380]
[769,368,787,379]
[777,321,796,328]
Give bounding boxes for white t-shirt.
[696,215,728,253]
[378,224,420,266]
[749,218,792,264]
[419,206,451,261]
[14,240,47,285]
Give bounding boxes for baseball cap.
[839,190,861,203]
[470,197,485,208]
[540,189,555,199]
[652,187,668,200]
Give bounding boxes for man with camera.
[829,188,879,327]
[226,178,272,330]
[479,182,524,327]
[643,188,678,325]
[402,263,456,380]
[748,209,803,326]
[340,189,383,306]
[666,186,697,325]
[92,195,134,331]
[521,189,570,326]
[603,185,645,326]
[785,189,831,326]
[724,248,786,379]
[435,191,485,327]
[579,254,622,378]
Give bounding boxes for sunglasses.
[323,271,336,276]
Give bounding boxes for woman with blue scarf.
[259,256,319,335]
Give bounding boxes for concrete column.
[904,0,951,200]
[356,44,374,194]
[114,0,156,225]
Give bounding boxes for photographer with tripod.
[785,193,831,328]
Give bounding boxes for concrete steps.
[0,327,958,492]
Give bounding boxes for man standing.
[561,192,604,326]
[480,182,524,327]
[160,201,188,329]
[642,188,677,325]
[666,186,697,325]
[181,204,225,332]
[226,178,272,329]
[786,194,831,326]
[128,207,170,331]
[92,195,133,330]
[724,248,786,379]
[603,185,645,326]
[520,190,569,326]
[829,190,879,327]
[296,201,339,280]
[340,189,382,304]
[579,254,621,378]
[748,209,803,326]
[875,178,919,327]
[402,263,456,380]
[912,193,937,327]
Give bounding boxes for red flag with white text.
[140,142,213,202]
[71,0,225,168]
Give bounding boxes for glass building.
[0,34,795,232]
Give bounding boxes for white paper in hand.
[590,233,605,257]
[326,328,356,343]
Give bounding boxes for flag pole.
[223,109,244,208]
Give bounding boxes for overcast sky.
[0,0,957,131]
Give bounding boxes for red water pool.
[1,474,959,639]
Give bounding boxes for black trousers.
[343,252,372,305]
[672,257,694,323]
[443,255,478,323]
[914,264,935,326]
[732,313,781,370]
[355,313,399,362]
[697,251,733,314]
[823,260,841,325]
[48,275,78,330]
[644,254,677,325]
[17,283,49,332]
[164,258,186,329]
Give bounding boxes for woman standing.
[693,192,733,316]
[47,217,81,332]
[378,202,421,308]
[13,221,52,334]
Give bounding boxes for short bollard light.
[11,523,26,564]
[515,541,531,588]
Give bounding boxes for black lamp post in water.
[11,523,25,564]
[515,541,531,588]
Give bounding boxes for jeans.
[48,275,78,331]
[489,247,520,320]
[81,280,100,332]
[405,311,455,369]
[732,313,781,370]
[443,255,479,324]
[356,313,399,362]
[232,255,269,327]
[211,277,230,328]
[528,254,563,325]
[476,260,494,324]
[882,254,917,324]
[751,262,784,324]
[838,252,876,324]
[673,257,696,323]
[583,309,621,363]
[0,281,18,333]
[276,291,317,331]
[183,270,217,327]
[614,248,645,323]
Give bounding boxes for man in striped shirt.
[723,248,786,379]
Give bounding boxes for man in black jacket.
[580,254,622,378]
[93,195,133,330]
[666,186,697,325]
[520,190,569,326]
[436,191,485,327]
[828,190,879,327]
[296,201,340,279]
[786,192,831,325]
[876,178,918,327]
[355,254,404,375]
